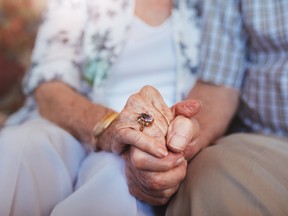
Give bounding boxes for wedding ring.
[137,113,154,131]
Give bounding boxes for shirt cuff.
[23,60,82,95]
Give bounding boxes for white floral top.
[8,0,201,125]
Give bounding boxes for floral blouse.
[7,0,200,125]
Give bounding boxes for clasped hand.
[96,85,201,205]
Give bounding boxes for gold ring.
[137,113,154,131]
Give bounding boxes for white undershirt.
[102,16,177,112]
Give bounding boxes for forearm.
[187,80,239,147]
[35,81,115,144]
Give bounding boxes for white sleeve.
[23,0,87,95]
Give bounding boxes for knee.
[185,144,229,189]
[168,133,288,216]
[179,133,258,202]
[187,134,249,183]
[0,119,69,159]
[166,138,246,215]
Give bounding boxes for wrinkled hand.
[123,148,187,205]
[96,85,174,157]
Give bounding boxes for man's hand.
[167,115,200,160]
[168,99,201,160]
[123,148,187,205]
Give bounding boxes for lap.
[52,151,157,216]
[0,118,87,216]
[0,118,159,216]
[0,118,87,177]
[166,133,288,216]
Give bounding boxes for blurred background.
[0,0,47,125]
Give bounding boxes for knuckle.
[145,173,165,191]
[141,85,154,92]
[140,85,160,96]
[130,150,147,169]
[126,93,141,106]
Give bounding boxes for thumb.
[171,99,201,118]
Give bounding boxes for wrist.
[91,112,119,150]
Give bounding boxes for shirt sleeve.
[23,0,87,95]
[198,0,247,90]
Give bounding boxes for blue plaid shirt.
[198,0,288,136]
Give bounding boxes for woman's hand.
[95,85,173,158]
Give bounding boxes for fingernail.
[157,147,168,157]
[169,135,187,152]
[175,156,185,166]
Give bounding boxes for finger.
[123,92,169,138]
[126,154,187,192]
[171,99,201,118]
[125,165,175,205]
[121,111,167,145]
[139,86,173,128]
[112,110,166,154]
[125,163,184,205]
[129,147,185,172]
[118,128,168,158]
[167,116,199,153]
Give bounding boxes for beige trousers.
[166,133,288,216]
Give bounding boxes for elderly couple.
[0,0,287,215]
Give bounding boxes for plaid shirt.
[198,0,288,136]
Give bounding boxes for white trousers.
[0,118,155,216]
